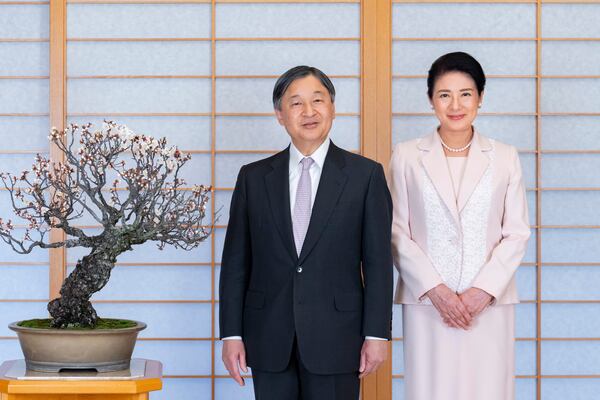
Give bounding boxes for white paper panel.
[542,79,600,113]
[215,4,359,38]
[519,153,536,190]
[393,41,535,76]
[0,43,49,75]
[215,153,272,188]
[541,341,600,375]
[392,379,404,400]
[67,4,211,39]
[68,42,211,76]
[542,378,600,400]
[215,192,232,227]
[0,5,49,39]
[215,303,221,336]
[0,79,49,113]
[516,379,536,400]
[0,265,48,300]
[527,191,536,227]
[0,116,50,150]
[542,303,600,338]
[216,78,359,114]
[133,340,211,375]
[391,340,404,375]
[542,229,600,263]
[542,191,600,226]
[392,4,535,38]
[542,41,600,76]
[517,266,536,302]
[216,116,290,151]
[154,378,211,400]
[542,4,600,38]
[516,340,536,376]
[516,303,536,339]
[67,79,211,114]
[0,340,25,361]
[542,154,600,188]
[391,304,402,339]
[541,116,600,151]
[216,41,359,76]
[214,228,226,264]
[542,267,600,301]
[392,78,535,114]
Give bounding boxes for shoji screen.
[0,0,51,363]
[540,3,600,399]
[390,1,600,400]
[66,1,360,399]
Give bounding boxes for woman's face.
[430,71,483,135]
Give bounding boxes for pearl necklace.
[439,135,473,153]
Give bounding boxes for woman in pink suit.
[388,52,531,400]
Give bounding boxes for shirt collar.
[289,138,330,172]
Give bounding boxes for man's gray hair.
[272,66,336,110]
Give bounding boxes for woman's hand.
[459,288,493,319]
[426,284,472,330]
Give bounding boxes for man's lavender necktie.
[293,157,314,256]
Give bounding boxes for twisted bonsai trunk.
[48,246,119,328]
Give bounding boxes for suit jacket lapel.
[457,131,491,212]
[264,147,297,262]
[298,143,348,265]
[419,132,460,226]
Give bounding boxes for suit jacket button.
[297,266,303,273]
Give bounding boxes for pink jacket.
[388,130,531,305]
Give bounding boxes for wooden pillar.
[49,0,67,300]
[361,0,392,398]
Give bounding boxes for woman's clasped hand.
[426,284,493,329]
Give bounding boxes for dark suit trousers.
[252,340,360,400]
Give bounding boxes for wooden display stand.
[0,359,162,400]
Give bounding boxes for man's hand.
[459,287,493,319]
[359,339,388,379]
[426,283,472,330]
[222,339,248,386]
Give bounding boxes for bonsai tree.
[0,121,211,328]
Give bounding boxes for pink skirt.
[403,304,515,400]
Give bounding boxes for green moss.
[17,318,138,330]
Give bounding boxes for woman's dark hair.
[427,52,486,99]
[273,66,336,110]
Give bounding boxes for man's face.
[275,75,335,152]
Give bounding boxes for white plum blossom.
[0,121,212,255]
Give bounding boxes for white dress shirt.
[223,138,385,341]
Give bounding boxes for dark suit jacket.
[219,142,393,374]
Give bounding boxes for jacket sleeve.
[361,163,394,339]
[388,143,443,301]
[471,145,531,300]
[219,165,251,338]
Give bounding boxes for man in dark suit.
[219,66,393,400]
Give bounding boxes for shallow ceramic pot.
[9,320,146,373]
